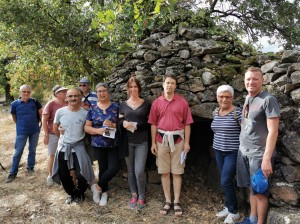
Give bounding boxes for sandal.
[160,202,172,215]
[174,203,183,216]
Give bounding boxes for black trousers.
[94,147,120,192]
[58,151,88,198]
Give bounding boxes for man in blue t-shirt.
[5,85,43,183]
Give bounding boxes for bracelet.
[44,134,49,137]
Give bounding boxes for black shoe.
[5,173,17,183]
[27,169,35,175]
[73,194,85,204]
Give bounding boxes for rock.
[271,182,299,205]
[273,67,287,74]
[263,73,274,84]
[201,89,216,102]
[202,71,218,86]
[274,75,288,87]
[144,50,161,62]
[281,50,300,63]
[281,165,300,182]
[290,71,300,85]
[190,103,218,119]
[261,61,278,73]
[158,45,177,57]
[132,50,146,59]
[178,49,190,59]
[267,207,300,224]
[178,27,205,39]
[290,88,300,104]
[178,78,205,93]
[282,131,300,163]
[287,63,300,76]
[280,107,294,120]
[159,34,177,47]
[281,156,298,165]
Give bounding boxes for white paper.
[102,127,116,139]
[180,151,187,164]
[127,121,137,133]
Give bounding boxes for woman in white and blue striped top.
[211,85,242,223]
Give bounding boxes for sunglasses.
[79,84,87,87]
[21,91,31,94]
[244,103,249,118]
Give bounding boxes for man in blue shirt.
[79,77,97,110]
[79,77,97,162]
[5,85,43,183]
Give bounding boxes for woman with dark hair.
[84,82,119,206]
[119,76,151,209]
[42,85,68,186]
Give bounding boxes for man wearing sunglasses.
[236,67,280,224]
[5,85,43,183]
[79,77,97,111]
[79,77,98,162]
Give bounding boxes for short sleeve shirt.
[148,94,193,143]
[43,100,67,134]
[11,98,42,135]
[239,91,280,157]
[86,102,119,148]
[82,91,98,108]
[54,107,87,144]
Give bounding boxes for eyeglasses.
[21,91,31,94]
[97,90,108,93]
[79,84,87,87]
[67,95,79,98]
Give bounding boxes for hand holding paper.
[180,151,187,164]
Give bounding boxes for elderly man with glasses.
[52,88,94,204]
[79,77,98,111]
[5,85,43,183]
[79,77,98,162]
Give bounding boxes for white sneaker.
[91,184,101,203]
[224,212,240,224]
[216,207,229,218]
[46,176,54,187]
[99,192,108,206]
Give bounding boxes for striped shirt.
[211,107,242,152]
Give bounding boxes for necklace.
[128,98,140,109]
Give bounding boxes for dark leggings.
[94,147,120,192]
[58,151,88,198]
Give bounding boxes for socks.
[250,215,258,224]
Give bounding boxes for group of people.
[211,67,280,224]
[4,67,280,223]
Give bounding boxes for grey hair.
[216,85,234,97]
[19,84,31,91]
[95,82,109,92]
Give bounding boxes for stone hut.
[107,27,300,222]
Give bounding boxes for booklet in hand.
[102,127,116,139]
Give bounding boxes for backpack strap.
[233,106,241,127]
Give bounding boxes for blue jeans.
[214,149,238,214]
[10,131,40,174]
[125,142,148,199]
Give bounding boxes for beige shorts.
[156,141,185,174]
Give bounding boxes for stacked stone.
[108,26,300,220]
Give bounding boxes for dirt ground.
[0,106,227,224]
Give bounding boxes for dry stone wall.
[107,27,300,220]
